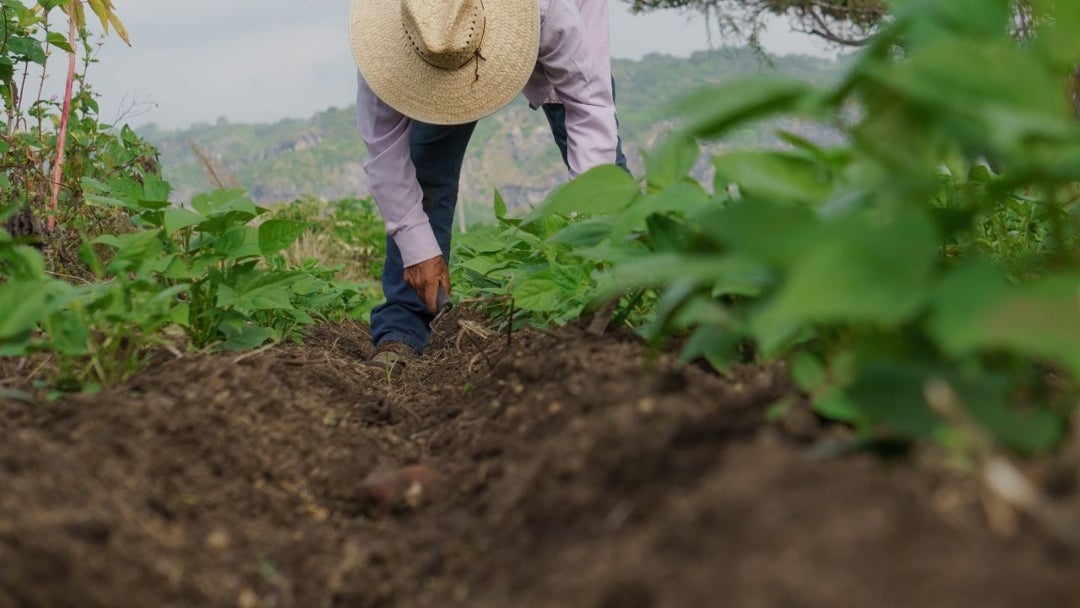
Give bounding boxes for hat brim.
[350,0,540,125]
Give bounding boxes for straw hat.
[350,0,541,125]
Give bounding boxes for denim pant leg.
[541,76,628,171]
[369,120,477,354]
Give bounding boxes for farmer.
[349,0,627,373]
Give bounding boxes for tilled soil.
[1,313,1078,608]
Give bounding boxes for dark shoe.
[361,341,416,378]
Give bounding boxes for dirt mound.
[1,313,1078,608]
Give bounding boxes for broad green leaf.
[458,228,512,254]
[611,178,709,240]
[460,254,504,278]
[713,150,833,205]
[42,310,90,356]
[45,31,73,53]
[292,276,327,295]
[132,175,173,208]
[548,217,616,247]
[0,279,74,340]
[86,193,139,211]
[7,36,45,64]
[679,325,743,375]
[215,225,261,260]
[216,274,296,312]
[812,388,860,424]
[98,230,165,272]
[645,214,692,253]
[846,361,942,439]
[678,77,814,139]
[754,206,938,336]
[613,253,769,296]
[524,165,641,223]
[934,272,1080,378]
[512,273,564,313]
[790,351,827,392]
[259,219,310,256]
[950,373,1062,454]
[163,208,206,235]
[642,133,699,192]
[695,198,818,266]
[219,323,275,351]
[191,189,258,218]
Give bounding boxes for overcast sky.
[67,0,835,130]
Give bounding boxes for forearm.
[536,0,619,176]
[355,73,442,267]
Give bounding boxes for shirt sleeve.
[535,0,619,177]
[355,71,442,267]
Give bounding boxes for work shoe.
[361,341,416,379]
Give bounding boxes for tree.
[622,0,886,47]
[624,0,1080,116]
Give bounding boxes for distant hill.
[138,47,843,225]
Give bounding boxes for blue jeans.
[370,120,478,354]
[371,85,628,353]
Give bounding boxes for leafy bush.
[457,0,1080,454]
[1,179,369,390]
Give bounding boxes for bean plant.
[455,0,1080,454]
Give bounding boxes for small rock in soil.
[357,464,438,516]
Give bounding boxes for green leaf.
[163,208,206,235]
[524,165,641,223]
[215,225,261,260]
[847,361,941,439]
[86,193,140,211]
[813,388,860,424]
[191,189,258,218]
[932,270,1080,378]
[140,174,173,206]
[950,373,1062,454]
[678,77,814,139]
[219,322,275,351]
[493,189,508,221]
[642,133,699,193]
[645,214,691,253]
[45,31,73,53]
[216,273,296,313]
[7,36,46,64]
[258,219,309,256]
[512,272,564,313]
[0,279,74,340]
[712,150,833,205]
[291,276,327,295]
[458,227,512,254]
[548,217,616,247]
[42,310,90,356]
[754,206,938,336]
[695,198,817,266]
[611,178,709,240]
[613,253,768,297]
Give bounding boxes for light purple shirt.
[355,0,619,267]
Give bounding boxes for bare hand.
[403,255,451,314]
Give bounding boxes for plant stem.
[47,12,77,233]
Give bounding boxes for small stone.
[548,401,564,414]
[358,464,438,515]
[206,530,231,550]
[404,481,424,509]
[637,397,657,415]
[238,589,258,608]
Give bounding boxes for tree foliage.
[623,0,886,47]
